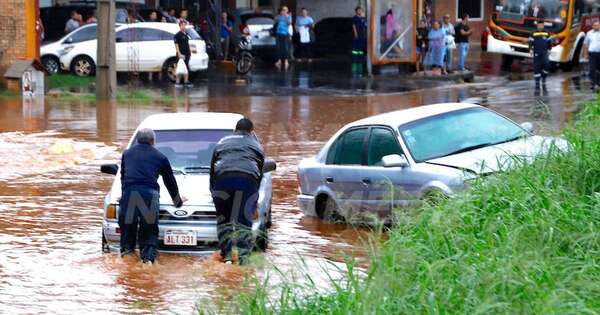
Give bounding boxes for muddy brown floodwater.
[0,75,593,313]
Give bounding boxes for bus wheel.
[501,55,514,71]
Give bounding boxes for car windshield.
[186,27,201,40]
[493,0,569,33]
[399,108,529,162]
[150,130,231,173]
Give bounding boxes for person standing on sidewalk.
[174,21,193,87]
[119,128,184,265]
[584,21,600,90]
[441,14,455,74]
[424,20,446,76]
[528,21,552,93]
[210,118,265,265]
[295,8,314,62]
[274,6,292,69]
[454,14,472,72]
[351,6,367,61]
[416,19,428,73]
[220,12,234,60]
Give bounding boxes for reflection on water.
[0,75,593,313]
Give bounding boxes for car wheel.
[423,190,448,206]
[254,223,268,251]
[71,55,95,77]
[102,231,110,253]
[163,58,178,83]
[42,55,60,74]
[317,195,345,223]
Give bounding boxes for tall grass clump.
[235,99,600,315]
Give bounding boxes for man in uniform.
[119,128,184,265]
[529,21,553,94]
[210,118,265,265]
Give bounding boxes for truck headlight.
[106,204,118,219]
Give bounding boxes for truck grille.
[158,209,216,222]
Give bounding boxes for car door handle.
[362,178,372,185]
[325,177,334,183]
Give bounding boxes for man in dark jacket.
[529,21,553,94]
[119,128,184,264]
[210,118,265,265]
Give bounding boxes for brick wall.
[0,0,27,87]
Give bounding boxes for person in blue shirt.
[220,12,234,60]
[119,128,184,265]
[274,6,292,69]
[295,8,315,61]
[352,6,367,60]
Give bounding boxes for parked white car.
[41,23,107,74]
[100,112,276,255]
[60,22,209,81]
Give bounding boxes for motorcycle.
[233,34,254,75]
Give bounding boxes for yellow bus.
[485,0,600,70]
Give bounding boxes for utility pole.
[96,0,116,100]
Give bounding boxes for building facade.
[429,0,493,41]
[0,0,33,87]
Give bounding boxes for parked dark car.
[40,6,96,42]
[231,9,276,61]
[40,5,143,43]
[313,17,354,57]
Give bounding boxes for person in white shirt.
[584,21,600,90]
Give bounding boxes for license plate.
[258,31,270,38]
[164,230,197,246]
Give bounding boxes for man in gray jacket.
[210,118,264,265]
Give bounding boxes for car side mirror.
[263,159,277,173]
[115,37,123,43]
[65,37,73,44]
[101,163,119,175]
[382,154,409,168]
[521,122,534,134]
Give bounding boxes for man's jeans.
[589,52,600,86]
[119,185,160,262]
[445,47,453,71]
[457,42,470,71]
[211,175,259,264]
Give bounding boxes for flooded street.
[0,70,594,313]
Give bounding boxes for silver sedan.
[297,103,566,223]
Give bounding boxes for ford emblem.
[174,210,188,216]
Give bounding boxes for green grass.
[48,73,95,90]
[234,99,600,314]
[2,74,174,103]
[116,89,175,103]
[0,89,19,98]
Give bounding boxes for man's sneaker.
[184,82,194,88]
[142,260,154,266]
[224,260,233,265]
[174,83,183,88]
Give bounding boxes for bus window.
[492,0,569,33]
